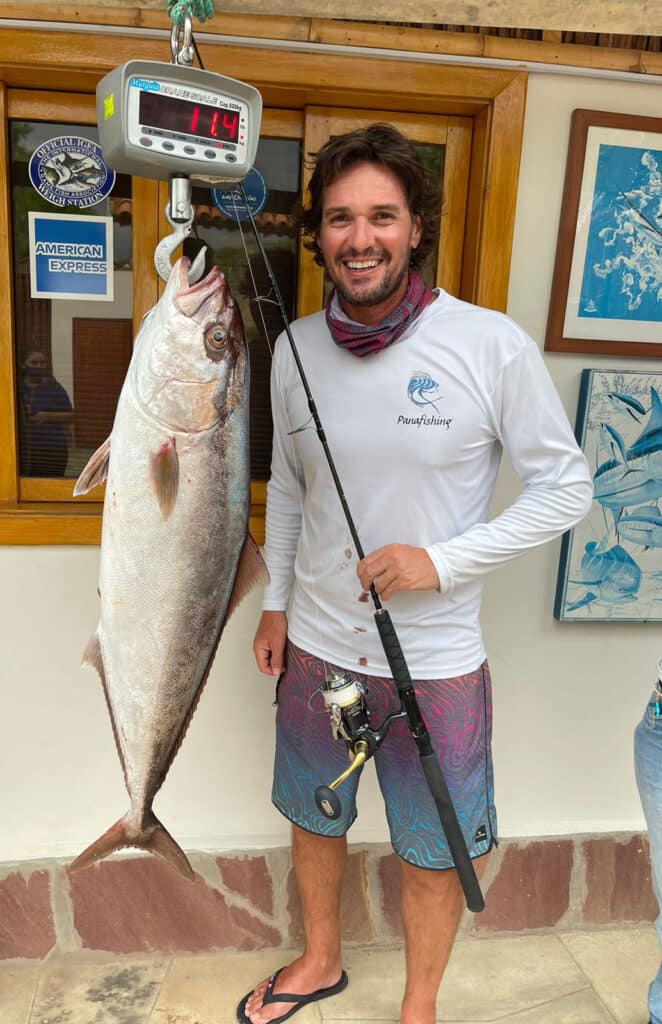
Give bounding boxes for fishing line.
[230,186,332,683]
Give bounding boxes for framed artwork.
[545,109,662,358]
[555,368,662,621]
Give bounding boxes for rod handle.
[420,752,485,913]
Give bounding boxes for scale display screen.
[97,60,262,181]
[139,91,240,144]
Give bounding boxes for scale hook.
[154,206,207,284]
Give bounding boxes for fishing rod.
[239,184,485,914]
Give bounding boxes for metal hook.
[154,206,207,284]
[170,13,195,66]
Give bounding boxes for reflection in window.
[10,120,133,480]
[189,137,301,479]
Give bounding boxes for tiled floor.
[1,927,658,1023]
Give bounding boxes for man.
[635,659,662,1024]
[20,349,74,477]
[238,123,593,1024]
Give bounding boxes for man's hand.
[253,610,288,677]
[357,544,439,600]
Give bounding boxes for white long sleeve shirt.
[262,291,593,678]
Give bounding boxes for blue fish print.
[408,370,441,412]
[618,503,662,550]
[607,391,647,423]
[567,541,641,611]
[593,387,662,511]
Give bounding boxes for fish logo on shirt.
[407,370,441,412]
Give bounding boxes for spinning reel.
[314,668,404,820]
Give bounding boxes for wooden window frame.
[0,25,526,545]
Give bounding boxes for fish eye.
[207,327,226,351]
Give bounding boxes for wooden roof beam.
[12,0,662,36]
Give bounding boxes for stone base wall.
[0,833,656,961]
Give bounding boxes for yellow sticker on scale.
[103,95,115,120]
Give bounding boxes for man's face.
[24,353,47,389]
[317,161,423,326]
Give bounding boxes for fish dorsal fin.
[641,388,662,440]
[82,633,130,789]
[82,633,105,678]
[628,388,662,458]
[73,437,111,496]
[148,437,179,520]
[600,422,627,464]
[226,534,270,622]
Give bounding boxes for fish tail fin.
[141,813,195,880]
[68,811,194,881]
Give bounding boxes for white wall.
[2,69,661,864]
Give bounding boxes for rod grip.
[374,607,484,913]
[420,752,485,913]
[374,608,413,689]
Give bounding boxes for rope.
[167,0,213,26]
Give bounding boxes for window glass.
[190,137,300,479]
[10,120,132,481]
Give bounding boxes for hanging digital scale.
[96,59,262,183]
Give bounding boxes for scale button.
[225,153,237,163]
[162,141,175,151]
[204,149,217,159]
[140,137,153,147]
[184,145,196,155]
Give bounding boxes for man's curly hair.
[299,123,439,271]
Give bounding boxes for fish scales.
[70,257,268,879]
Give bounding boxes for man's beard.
[328,254,409,309]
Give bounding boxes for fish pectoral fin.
[226,533,271,621]
[73,437,111,496]
[148,437,179,520]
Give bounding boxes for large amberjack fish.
[70,257,268,880]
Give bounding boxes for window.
[0,34,526,545]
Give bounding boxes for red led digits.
[222,112,238,141]
[210,110,220,138]
[189,106,200,134]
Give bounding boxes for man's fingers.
[358,556,388,590]
[376,573,399,599]
[254,645,273,675]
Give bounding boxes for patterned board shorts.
[272,642,498,870]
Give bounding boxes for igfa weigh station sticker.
[28,136,115,208]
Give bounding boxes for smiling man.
[238,124,593,1024]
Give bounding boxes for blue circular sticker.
[28,136,116,209]
[212,168,267,222]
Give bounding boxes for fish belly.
[96,394,248,815]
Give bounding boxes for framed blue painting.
[546,109,662,358]
[555,368,662,621]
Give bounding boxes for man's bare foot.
[240,956,344,1024]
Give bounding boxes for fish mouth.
[173,259,227,319]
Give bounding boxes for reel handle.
[314,740,369,819]
[315,786,342,820]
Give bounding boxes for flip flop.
[236,966,349,1023]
